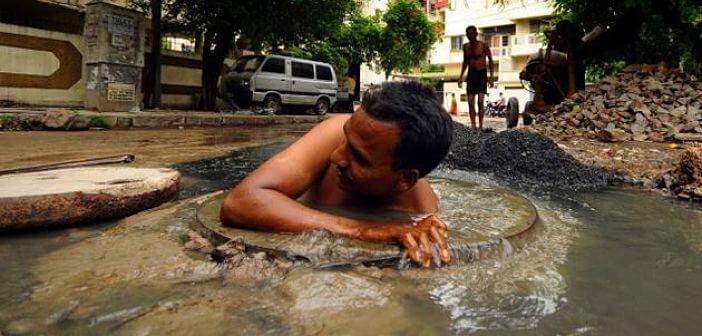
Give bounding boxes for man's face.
[466,29,478,42]
[329,108,406,198]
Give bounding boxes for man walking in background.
[457,25,494,133]
[346,73,357,113]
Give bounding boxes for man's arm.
[221,116,358,235]
[457,43,469,88]
[220,116,451,266]
[486,42,494,87]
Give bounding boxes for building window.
[501,35,509,47]
[162,36,195,53]
[450,36,463,51]
[529,20,543,33]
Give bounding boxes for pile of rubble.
[444,122,615,191]
[535,64,702,142]
[0,115,42,131]
[658,146,702,200]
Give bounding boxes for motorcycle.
[485,100,506,117]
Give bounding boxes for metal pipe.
[0,154,135,176]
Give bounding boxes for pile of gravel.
[443,122,616,191]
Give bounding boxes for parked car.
[225,55,337,115]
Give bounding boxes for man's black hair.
[361,81,453,177]
[465,25,477,33]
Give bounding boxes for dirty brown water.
[1,125,702,335]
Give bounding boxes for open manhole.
[196,177,538,267]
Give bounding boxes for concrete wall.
[0,23,86,106]
[0,21,207,109]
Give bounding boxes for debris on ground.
[183,230,213,252]
[555,139,683,188]
[534,64,702,142]
[444,122,616,191]
[661,146,702,200]
[0,115,42,131]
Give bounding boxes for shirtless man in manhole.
[220,81,453,267]
[458,25,494,133]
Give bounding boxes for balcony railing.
[510,33,543,57]
[512,33,540,46]
[490,47,510,58]
[497,71,521,83]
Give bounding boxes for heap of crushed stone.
[534,64,702,142]
[442,122,616,191]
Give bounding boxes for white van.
[226,55,337,115]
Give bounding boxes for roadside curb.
[0,108,327,131]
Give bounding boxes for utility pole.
[149,0,162,108]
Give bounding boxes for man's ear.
[396,169,420,192]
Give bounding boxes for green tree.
[130,0,355,110]
[551,0,702,77]
[291,0,438,78]
[378,0,439,77]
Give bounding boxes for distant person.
[220,81,453,267]
[457,25,494,133]
[497,92,506,112]
[347,74,357,101]
[347,74,357,112]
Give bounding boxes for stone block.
[116,117,132,128]
[42,109,75,129]
[69,115,92,130]
[131,115,185,128]
[185,115,222,127]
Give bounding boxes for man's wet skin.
[221,108,451,267]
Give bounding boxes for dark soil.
[443,122,617,191]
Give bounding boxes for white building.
[428,0,553,113]
[357,0,390,93]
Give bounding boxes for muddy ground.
[554,137,684,186]
[0,125,313,171]
[0,118,685,194]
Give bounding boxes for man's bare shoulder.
[277,114,349,161]
[317,114,350,131]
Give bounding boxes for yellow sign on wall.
[107,83,135,101]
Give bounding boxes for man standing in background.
[457,25,494,133]
[347,74,357,112]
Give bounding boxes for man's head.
[465,25,478,42]
[499,92,503,96]
[329,81,453,198]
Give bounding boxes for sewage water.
[1,141,702,335]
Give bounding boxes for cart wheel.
[506,97,519,129]
[522,101,534,126]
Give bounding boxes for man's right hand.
[358,215,452,267]
[457,78,463,88]
[399,215,451,267]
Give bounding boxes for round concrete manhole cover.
[0,167,180,232]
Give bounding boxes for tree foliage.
[292,0,438,77]
[378,0,439,76]
[551,0,702,75]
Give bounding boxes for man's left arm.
[486,42,494,87]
